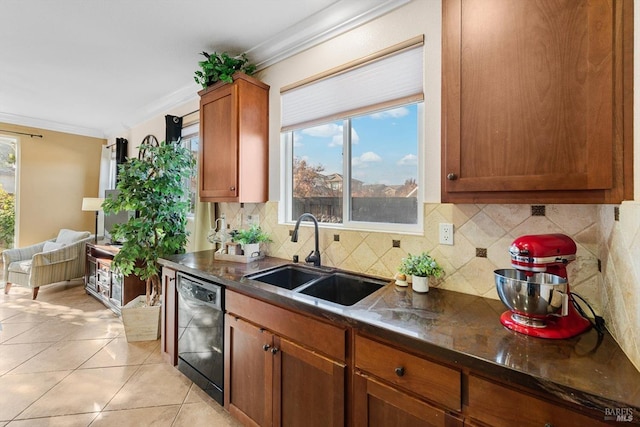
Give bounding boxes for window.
[181,123,199,216]
[283,103,422,231]
[281,38,424,232]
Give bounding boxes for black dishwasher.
[176,272,224,404]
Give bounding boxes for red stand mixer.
[494,234,591,339]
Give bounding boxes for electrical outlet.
[439,223,454,245]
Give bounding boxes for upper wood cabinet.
[442,0,633,204]
[199,73,269,203]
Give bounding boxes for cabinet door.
[353,373,460,427]
[274,336,345,427]
[442,0,632,203]
[225,315,273,427]
[160,267,177,365]
[199,83,239,200]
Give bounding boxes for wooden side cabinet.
[225,290,346,427]
[442,0,633,203]
[160,266,177,365]
[198,72,269,203]
[84,243,145,315]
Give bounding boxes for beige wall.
[0,123,105,246]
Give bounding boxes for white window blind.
[281,43,424,130]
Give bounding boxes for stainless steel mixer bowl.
[494,269,568,318]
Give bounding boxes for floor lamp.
[82,197,104,244]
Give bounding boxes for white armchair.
[2,229,93,299]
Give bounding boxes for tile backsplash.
[599,201,640,371]
[217,201,639,371]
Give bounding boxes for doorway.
[0,136,16,251]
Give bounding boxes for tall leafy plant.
[102,136,195,306]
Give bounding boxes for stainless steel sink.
[298,272,387,306]
[245,265,328,290]
[245,265,389,306]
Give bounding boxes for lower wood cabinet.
[354,334,463,426]
[225,290,346,427]
[355,334,462,411]
[160,266,177,365]
[467,374,608,427]
[353,373,463,427]
[225,314,271,426]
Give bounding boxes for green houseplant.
[102,136,195,311]
[398,252,444,293]
[194,51,257,89]
[231,224,272,257]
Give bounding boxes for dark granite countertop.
[159,251,640,419]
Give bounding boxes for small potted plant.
[398,252,444,293]
[194,51,257,89]
[231,224,272,258]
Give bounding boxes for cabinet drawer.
[355,335,461,411]
[468,375,607,427]
[226,290,346,362]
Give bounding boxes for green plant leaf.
[194,51,257,89]
[102,139,196,304]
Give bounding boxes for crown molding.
[248,0,412,68]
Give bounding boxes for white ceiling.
[0,0,409,139]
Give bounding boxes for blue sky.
[293,103,419,186]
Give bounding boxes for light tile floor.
[0,280,241,427]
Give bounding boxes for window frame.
[181,123,199,218]
[281,102,424,234]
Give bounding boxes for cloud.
[370,107,410,119]
[397,154,418,166]
[360,151,382,162]
[302,123,342,138]
[353,151,382,168]
[330,134,343,147]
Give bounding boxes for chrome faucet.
[291,213,321,267]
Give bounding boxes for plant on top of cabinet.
[194,51,256,89]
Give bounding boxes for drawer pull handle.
[447,173,458,181]
[395,367,405,377]
[544,424,553,427]
[262,344,271,351]
[271,347,279,355]
[230,186,236,191]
